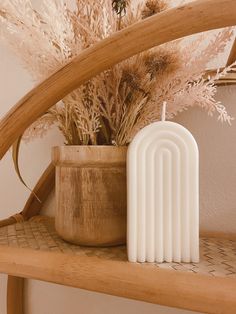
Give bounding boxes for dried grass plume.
[0,0,234,146]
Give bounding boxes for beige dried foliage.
[141,0,168,19]
[0,0,234,146]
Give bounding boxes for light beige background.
[1,12,236,314]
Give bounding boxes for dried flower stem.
[0,0,233,146]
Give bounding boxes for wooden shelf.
[0,216,235,314]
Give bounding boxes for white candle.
[127,103,199,263]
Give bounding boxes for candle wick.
[162,102,167,122]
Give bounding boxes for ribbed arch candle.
[127,121,199,263]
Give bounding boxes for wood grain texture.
[0,217,17,228]
[0,0,236,159]
[21,163,55,220]
[7,276,24,314]
[1,217,236,278]
[52,146,127,246]
[205,68,236,85]
[1,217,236,313]
[200,230,236,241]
[0,245,235,314]
[215,72,236,85]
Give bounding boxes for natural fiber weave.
[12,213,25,223]
[0,216,235,278]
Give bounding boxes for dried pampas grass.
[141,0,168,18]
[0,0,234,146]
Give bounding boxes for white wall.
[175,86,236,234]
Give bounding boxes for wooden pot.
[52,146,127,246]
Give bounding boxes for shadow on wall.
[174,85,236,234]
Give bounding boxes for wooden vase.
[52,146,127,246]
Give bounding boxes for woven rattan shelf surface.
[0,216,235,278]
[1,216,236,314]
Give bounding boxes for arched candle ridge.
[127,120,199,263]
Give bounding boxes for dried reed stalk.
[0,0,235,146]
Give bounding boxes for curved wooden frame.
[0,164,54,314]
[0,163,55,228]
[7,276,24,314]
[1,0,236,159]
[1,1,236,314]
[0,246,235,314]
